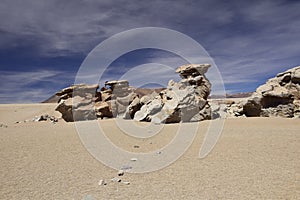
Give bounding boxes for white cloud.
[119,63,179,87]
[0,0,235,56]
[0,70,73,103]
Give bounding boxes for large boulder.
[131,64,212,123]
[229,66,300,118]
[55,84,100,122]
[55,81,138,121]
[124,97,142,119]
[176,64,210,79]
[243,95,262,117]
[55,94,96,122]
[105,80,137,118]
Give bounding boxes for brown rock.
[56,84,99,97]
[94,101,113,118]
[175,64,211,78]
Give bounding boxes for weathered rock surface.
[54,65,299,122]
[55,64,214,123]
[55,81,137,121]
[94,101,113,119]
[105,80,137,118]
[131,64,212,123]
[226,66,300,118]
[55,87,98,122]
[56,84,100,102]
[261,103,295,118]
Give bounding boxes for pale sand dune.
[0,104,299,199]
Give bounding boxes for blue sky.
[0,0,299,103]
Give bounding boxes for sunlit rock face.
[55,80,137,122]
[55,84,100,122]
[55,64,214,123]
[226,66,300,118]
[131,64,212,123]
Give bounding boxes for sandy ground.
[0,103,299,199]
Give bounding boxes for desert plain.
[0,103,299,200]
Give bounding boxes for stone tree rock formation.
[129,64,212,123]
[226,66,300,118]
[55,64,213,123]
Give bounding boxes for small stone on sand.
[98,179,106,186]
[118,169,124,176]
[111,177,121,182]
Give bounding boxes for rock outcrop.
[54,65,300,121]
[105,80,137,118]
[55,64,213,123]
[55,84,100,122]
[55,81,137,122]
[130,64,212,123]
[226,66,300,118]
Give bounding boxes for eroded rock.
[55,84,100,122]
[55,64,215,123]
[131,64,212,123]
[227,66,300,118]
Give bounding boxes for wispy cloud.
[0,0,234,56]
[0,70,74,103]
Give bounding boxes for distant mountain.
[209,92,253,99]
[225,92,253,98]
[41,94,60,103]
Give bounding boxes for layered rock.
[55,81,137,122]
[56,84,100,103]
[55,64,213,123]
[55,84,100,122]
[105,80,137,118]
[131,64,212,123]
[227,66,300,118]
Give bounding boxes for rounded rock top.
[175,64,211,77]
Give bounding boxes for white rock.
[98,179,105,186]
[111,177,121,182]
[120,165,132,171]
[118,169,124,176]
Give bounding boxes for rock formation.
[129,64,212,123]
[55,64,213,123]
[55,84,100,122]
[104,80,137,118]
[54,64,300,121]
[226,66,300,118]
[55,81,137,122]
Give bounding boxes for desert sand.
[0,103,299,199]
